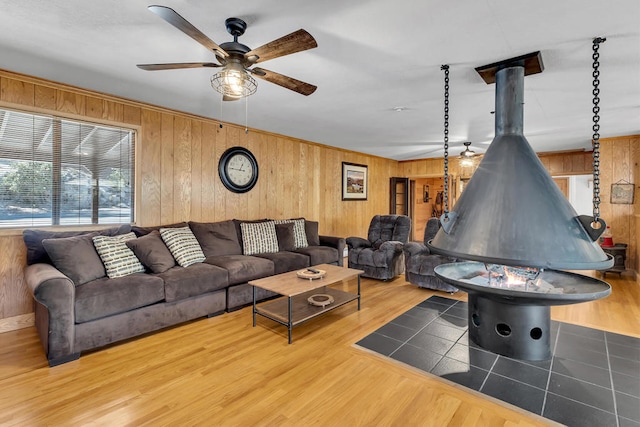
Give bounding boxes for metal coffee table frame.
[250,264,363,343]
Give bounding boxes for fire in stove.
[464,264,563,294]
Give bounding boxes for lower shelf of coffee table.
[256,287,359,326]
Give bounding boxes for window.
[0,107,135,227]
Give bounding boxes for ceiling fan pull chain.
[591,37,605,224]
[219,97,224,128]
[441,64,450,219]
[245,95,249,134]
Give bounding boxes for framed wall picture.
[342,162,368,200]
[610,182,635,204]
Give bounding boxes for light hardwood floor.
[0,271,638,426]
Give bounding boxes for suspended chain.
[592,37,606,223]
[441,64,450,218]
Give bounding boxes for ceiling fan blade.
[251,67,317,96]
[137,62,222,71]
[148,5,228,58]
[247,29,317,63]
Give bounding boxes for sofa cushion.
[42,232,107,285]
[274,219,308,248]
[240,221,279,255]
[254,251,310,274]
[75,273,165,323]
[131,222,187,237]
[160,227,206,267]
[275,222,296,252]
[158,262,228,303]
[204,255,274,285]
[125,230,176,273]
[190,220,242,257]
[349,247,389,267]
[24,224,131,265]
[295,245,340,266]
[93,233,145,278]
[304,220,320,246]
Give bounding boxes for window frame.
[0,104,138,230]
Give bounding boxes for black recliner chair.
[346,215,410,280]
[403,217,458,292]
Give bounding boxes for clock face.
[226,154,254,186]
[218,147,259,193]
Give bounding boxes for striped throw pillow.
[274,219,308,249]
[240,221,279,255]
[160,227,206,267]
[92,232,145,278]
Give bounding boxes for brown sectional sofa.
[23,218,345,366]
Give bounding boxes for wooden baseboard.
[0,313,34,333]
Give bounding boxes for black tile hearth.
[492,357,549,390]
[356,332,403,357]
[482,373,546,415]
[355,296,640,427]
[431,357,489,391]
[392,343,443,372]
[445,342,497,371]
[543,393,618,427]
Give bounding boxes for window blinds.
[0,107,135,227]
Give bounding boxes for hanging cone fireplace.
[429,52,612,361]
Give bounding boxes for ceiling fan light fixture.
[211,62,257,99]
[460,141,476,158]
[141,7,317,98]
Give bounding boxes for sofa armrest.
[319,235,346,266]
[346,236,371,249]
[24,263,76,363]
[404,241,430,258]
[379,240,405,254]
[319,235,344,251]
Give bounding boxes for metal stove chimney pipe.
[495,65,523,136]
[428,52,613,271]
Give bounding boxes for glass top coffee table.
[249,263,364,343]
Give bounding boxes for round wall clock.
[218,146,259,193]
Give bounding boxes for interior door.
[390,177,409,215]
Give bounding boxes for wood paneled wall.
[538,145,639,272]
[0,69,398,330]
[598,135,640,272]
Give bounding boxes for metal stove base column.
[468,294,551,361]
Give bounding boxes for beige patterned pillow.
[274,219,308,249]
[92,232,145,278]
[160,227,206,267]
[240,221,279,255]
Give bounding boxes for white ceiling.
[0,0,638,160]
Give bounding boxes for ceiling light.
[458,142,478,174]
[460,141,476,158]
[211,61,257,99]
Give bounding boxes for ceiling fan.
[397,140,489,160]
[137,5,318,100]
